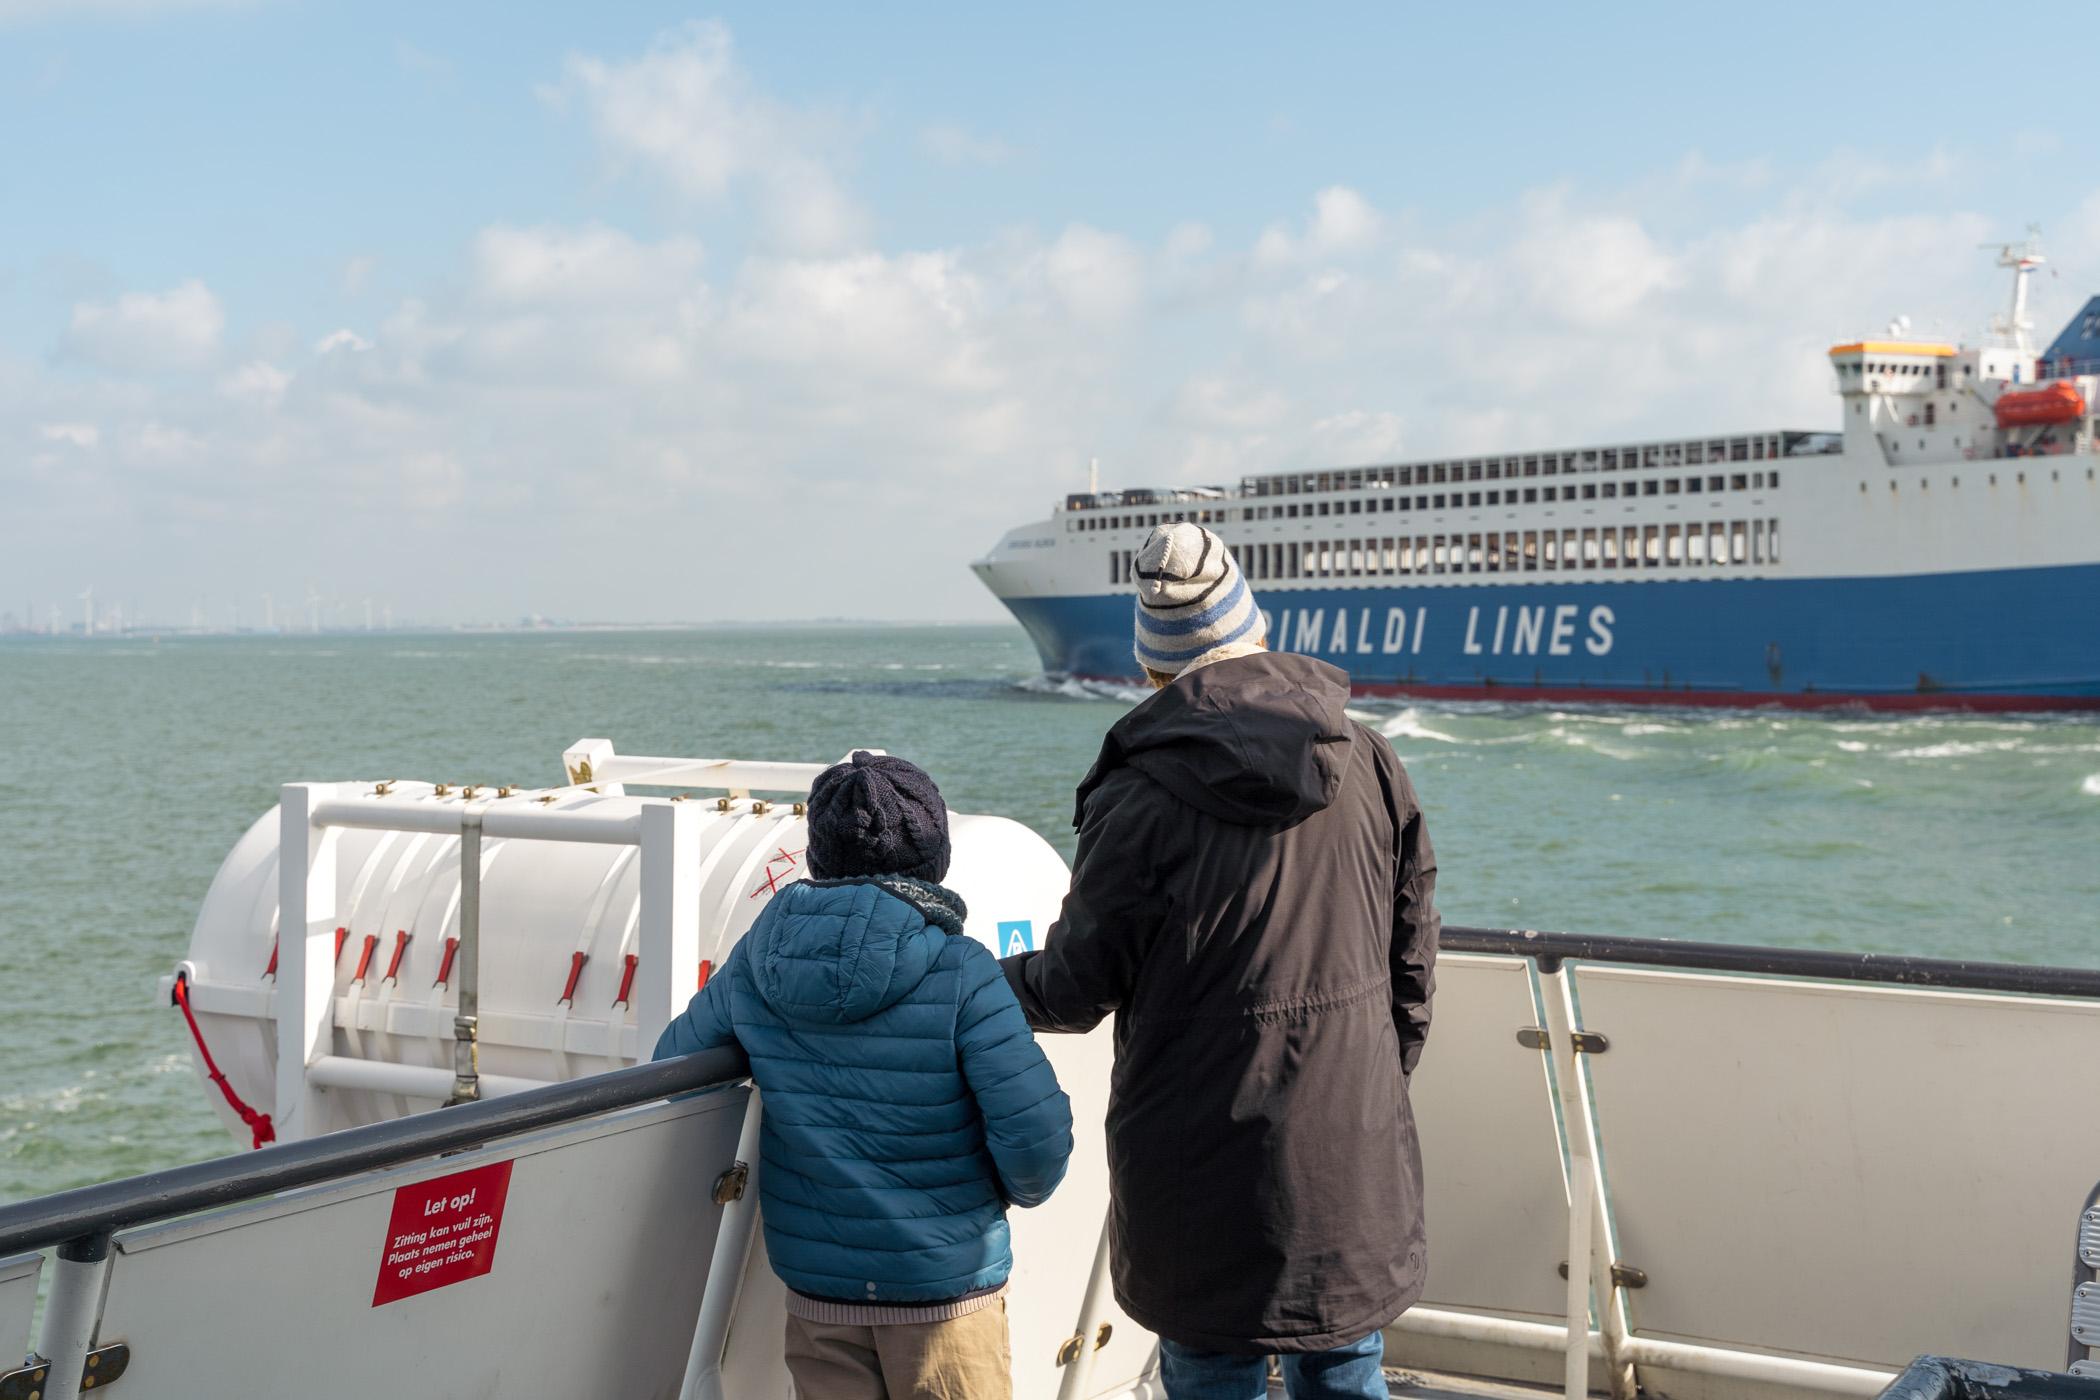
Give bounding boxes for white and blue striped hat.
[1133,522,1267,677]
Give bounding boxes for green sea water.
[3,624,2098,1202]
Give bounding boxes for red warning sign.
[371,1160,514,1307]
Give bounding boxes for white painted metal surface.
[91,1090,747,1397]
[0,1252,40,1375]
[1400,956,1568,1323]
[1576,966,2100,1370]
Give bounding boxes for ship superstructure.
[973,243,2100,707]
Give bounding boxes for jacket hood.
[1078,651,1354,828]
[747,877,964,1025]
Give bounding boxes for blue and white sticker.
[997,920,1034,957]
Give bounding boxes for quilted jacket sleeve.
[956,945,1073,1209]
[651,942,740,1061]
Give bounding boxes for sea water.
[3,624,2096,1200]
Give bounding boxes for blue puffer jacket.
[653,875,1073,1304]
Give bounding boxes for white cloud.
[1255,186,1383,265]
[39,422,99,448]
[550,21,864,252]
[64,279,223,371]
[313,328,373,355]
[219,360,289,406]
[473,224,704,306]
[1511,195,1681,326]
[921,124,1012,167]
[1040,225,1143,324]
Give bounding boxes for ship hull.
[996,561,2100,710]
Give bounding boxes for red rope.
[172,972,276,1150]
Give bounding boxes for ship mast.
[1981,227,2046,357]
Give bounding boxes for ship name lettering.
[1291,609,1323,654]
[1327,610,1350,653]
[1355,610,1375,654]
[1549,605,1579,655]
[1586,605,1615,656]
[1513,607,1545,655]
[1382,608,1407,653]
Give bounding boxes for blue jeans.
[1158,1330,1386,1399]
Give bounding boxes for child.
[655,750,1073,1400]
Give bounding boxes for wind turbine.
[79,586,93,637]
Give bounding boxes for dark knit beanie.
[805,751,951,883]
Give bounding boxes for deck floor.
[1381,1369,1565,1399]
[1246,1368,1562,1399]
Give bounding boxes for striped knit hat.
[1133,522,1267,677]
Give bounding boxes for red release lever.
[263,935,278,979]
[351,933,380,983]
[382,930,413,983]
[434,936,460,989]
[335,926,349,963]
[613,953,639,1008]
[558,951,589,1005]
[696,958,713,992]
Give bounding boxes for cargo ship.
[972,241,2100,709]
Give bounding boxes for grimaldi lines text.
[973,251,2100,710]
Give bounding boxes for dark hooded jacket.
[1003,650,1438,1353]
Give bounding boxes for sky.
[5,1,2100,627]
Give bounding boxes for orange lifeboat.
[1992,380,2086,427]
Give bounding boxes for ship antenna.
[1979,225,2046,357]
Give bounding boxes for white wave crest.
[1012,674,1150,703]
[2083,773,2100,797]
[1378,708,1463,744]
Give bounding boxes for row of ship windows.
[1110,519,1780,584]
[1073,471,1780,532]
[1240,432,1810,497]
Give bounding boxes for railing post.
[1540,959,1637,1400]
[447,803,488,1105]
[637,801,701,1058]
[679,1089,764,1400]
[35,1234,111,1400]
[276,783,339,1142]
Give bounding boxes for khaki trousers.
[784,1299,1012,1400]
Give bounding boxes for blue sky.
[3,2,2096,625]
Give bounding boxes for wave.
[1011,674,1152,704]
[2083,773,2100,797]
[1376,708,1465,744]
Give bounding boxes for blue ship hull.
[999,563,2100,709]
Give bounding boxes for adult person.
[1002,521,1439,1400]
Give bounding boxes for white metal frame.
[276,783,701,1139]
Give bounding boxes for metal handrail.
[0,1047,750,1259]
[1441,925,2100,1000]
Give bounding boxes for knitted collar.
[806,874,969,936]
